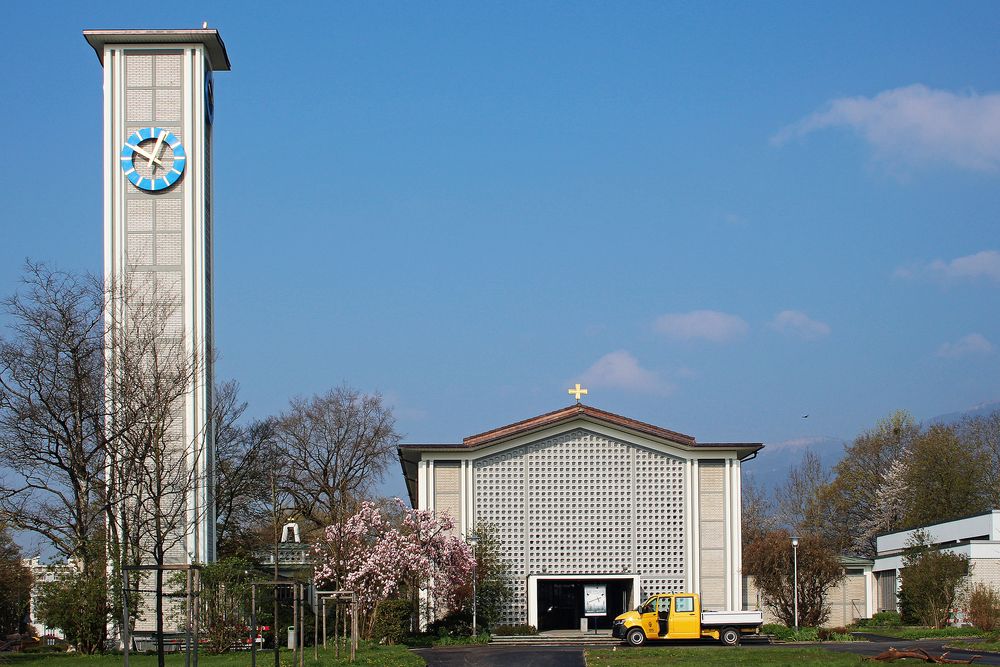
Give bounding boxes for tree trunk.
[156,564,165,667]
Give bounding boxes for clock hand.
[126,143,165,168]
[150,130,167,175]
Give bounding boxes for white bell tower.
[85,29,230,565]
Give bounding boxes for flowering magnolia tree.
[314,499,474,637]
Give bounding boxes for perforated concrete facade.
[402,406,759,626]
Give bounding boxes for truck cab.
[612,593,762,646]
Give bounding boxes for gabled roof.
[397,404,763,506]
[463,403,696,448]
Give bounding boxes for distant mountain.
[927,400,1000,426]
[744,400,1000,496]
[742,435,846,494]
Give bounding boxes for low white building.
[743,556,877,627]
[874,510,1000,615]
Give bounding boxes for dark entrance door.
[537,579,632,631]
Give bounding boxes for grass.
[955,640,1000,652]
[586,647,868,666]
[855,626,986,640]
[0,644,423,667]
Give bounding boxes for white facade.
[400,404,760,629]
[85,29,229,568]
[873,510,1000,616]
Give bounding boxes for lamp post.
[468,534,479,637]
[791,536,799,631]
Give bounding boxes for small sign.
[584,584,607,616]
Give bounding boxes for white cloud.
[769,310,831,340]
[578,350,672,395]
[937,333,994,359]
[654,310,748,343]
[773,84,1000,172]
[895,250,1000,284]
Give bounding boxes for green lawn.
[585,647,868,666]
[948,638,1000,652]
[857,626,986,640]
[1,644,423,667]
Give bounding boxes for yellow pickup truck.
[612,593,763,646]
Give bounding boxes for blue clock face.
[120,127,187,192]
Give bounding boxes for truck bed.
[700,610,764,627]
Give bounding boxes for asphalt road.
[413,638,1000,666]
[812,638,1000,665]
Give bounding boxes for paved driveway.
[412,645,585,667]
[808,638,1000,665]
[414,639,1000,666]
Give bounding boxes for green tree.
[956,411,1000,510]
[898,529,968,628]
[193,557,255,654]
[827,411,918,557]
[0,525,31,635]
[468,522,511,631]
[35,566,107,651]
[743,530,844,628]
[904,424,989,527]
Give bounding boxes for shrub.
[967,583,1000,632]
[869,610,902,627]
[899,530,969,628]
[427,609,472,638]
[371,598,412,645]
[818,626,850,641]
[492,623,537,636]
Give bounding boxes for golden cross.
[568,383,588,402]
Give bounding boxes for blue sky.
[2,2,999,501]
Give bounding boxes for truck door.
[669,595,700,639]
[656,596,670,637]
[637,597,659,639]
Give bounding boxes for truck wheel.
[721,627,740,646]
[626,627,647,646]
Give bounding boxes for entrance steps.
[490,630,621,646]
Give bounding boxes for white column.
[732,458,743,610]
[691,459,700,594]
[723,458,732,609]
[417,460,428,511]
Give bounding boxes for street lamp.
[791,536,799,631]
[468,534,479,637]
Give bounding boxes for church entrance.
[536,579,632,631]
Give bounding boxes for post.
[791,536,800,631]
[251,585,257,667]
[351,595,358,662]
[314,588,318,662]
[193,568,200,667]
[123,568,131,667]
[468,533,479,636]
[322,598,327,649]
[185,569,192,667]
[293,582,299,656]
[299,584,304,667]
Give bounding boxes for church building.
[399,398,762,630]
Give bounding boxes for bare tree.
[775,450,831,536]
[0,264,110,651]
[276,386,401,533]
[741,474,776,548]
[213,380,274,557]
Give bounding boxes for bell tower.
[84,29,230,565]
